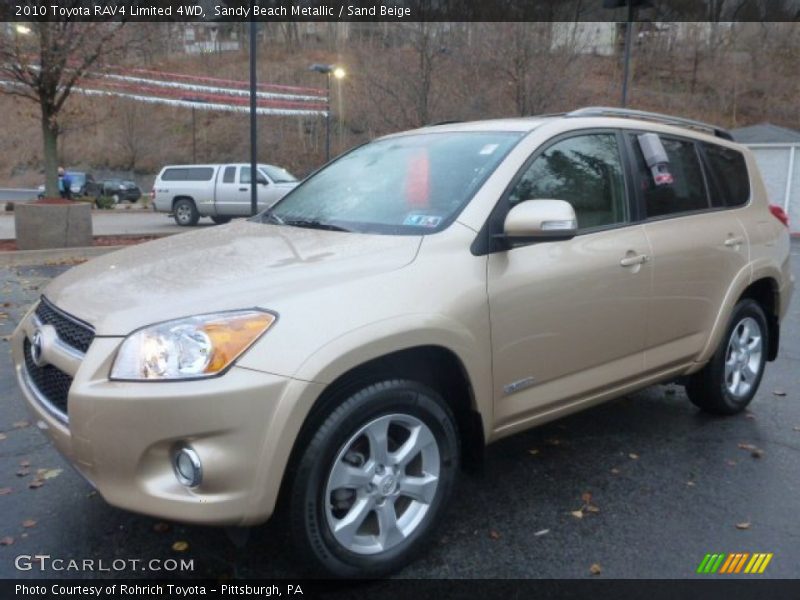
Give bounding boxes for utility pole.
[621,0,634,107]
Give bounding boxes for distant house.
[183,23,242,54]
[732,123,800,233]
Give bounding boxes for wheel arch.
[274,344,486,518]
[171,195,196,211]
[740,277,781,361]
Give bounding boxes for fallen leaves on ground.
[0,537,14,546]
[0,433,6,441]
[737,443,764,458]
[570,510,584,519]
[171,541,189,552]
[21,520,36,529]
[589,563,603,575]
[773,389,787,397]
[489,530,501,540]
[628,453,639,460]
[28,480,44,489]
[12,421,29,429]
[527,448,540,456]
[534,529,550,537]
[735,522,751,530]
[15,469,29,477]
[687,480,696,486]
[793,426,800,432]
[610,468,621,475]
[37,468,62,480]
[0,488,11,496]
[19,460,30,467]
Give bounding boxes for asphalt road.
[0,243,799,581]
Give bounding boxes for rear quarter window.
[703,143,750,207]
[160,168,215,182]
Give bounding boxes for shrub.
[95,195,116,209]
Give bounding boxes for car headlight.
[110,310,276,381]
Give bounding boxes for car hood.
[43,220,422,335]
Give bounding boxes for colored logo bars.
[697,553,773,574]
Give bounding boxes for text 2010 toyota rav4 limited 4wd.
[12,108,794,577]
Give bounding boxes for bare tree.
[0,10,125,196]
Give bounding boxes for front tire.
[289,380,459,578]
[173,198,199,226]
[686,299,768,415]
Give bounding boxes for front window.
[259,132,522,234]
[509,133,628,230]
[261,165,297,183]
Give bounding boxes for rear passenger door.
[214,165,242,216]
[629,133,749,368]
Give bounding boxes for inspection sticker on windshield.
[479,143,499,155]
[404,214,442,228]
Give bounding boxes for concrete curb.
[0,245,124,267]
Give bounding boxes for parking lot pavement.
[0,243,798,580]
[0,211,213,240]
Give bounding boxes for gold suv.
[12,108,794,577]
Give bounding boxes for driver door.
[487,131,652,429]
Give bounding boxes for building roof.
[731,123,800,144]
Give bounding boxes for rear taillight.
[769,204,789,228]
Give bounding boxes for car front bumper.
[12,306,323,526]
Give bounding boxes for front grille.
[35,297,95,353]
[23,338,72,417]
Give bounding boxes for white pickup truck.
[152,163,298,226]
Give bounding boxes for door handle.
[724,236,744,247]
[239,187,248,192]
[620,254,649,267]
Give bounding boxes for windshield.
[258,132,521,235]
[261,164,297,183]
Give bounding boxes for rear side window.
[222,166,236,183]
[160,168,214,182]
[703,144,750,207]
[632,136,710,218]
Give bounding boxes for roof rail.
[565,106,734,141]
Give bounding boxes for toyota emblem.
[31,329,46,367]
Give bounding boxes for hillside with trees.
[0,22,798,189]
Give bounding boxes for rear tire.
[686,299,768,415]
[173,198,199,226]
[289,379,459,578]
[211,216,232,225]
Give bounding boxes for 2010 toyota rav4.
[12,107,794,577]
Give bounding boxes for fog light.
[173,446,202,488]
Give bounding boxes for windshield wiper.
[282,218,350,232]
[262,211,285,225]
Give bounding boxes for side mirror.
[501,199,577,244]
[257,175,269,185]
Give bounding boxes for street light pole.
[325,73,331,162]
[249,17,258,217]
[192,106,196,162]
[309,64,346,163]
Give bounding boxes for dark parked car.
[101,179,142,203]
